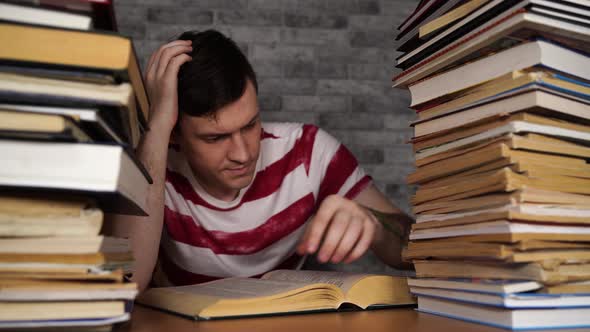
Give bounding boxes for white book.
[0,2,91,30]
[0,236,129,254]
[412,287,590,308]
[417,204,590,224]
[418,296,590,329]
[407,278,542,294]
[0,140,148,215]
[410,220,590,240]
[408,40,590,106]
[412,88,590,137]
[415,121,590,160]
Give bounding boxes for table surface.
[115,305,590,332]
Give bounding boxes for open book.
[136,270,415,320]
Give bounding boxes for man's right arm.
[107,40,193,292]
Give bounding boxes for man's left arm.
[297,184,414,269]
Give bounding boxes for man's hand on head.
[296,195,383,264]
[144,39,193,132]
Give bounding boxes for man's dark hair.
[176,30,258,119]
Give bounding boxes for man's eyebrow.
[198,113,259,137]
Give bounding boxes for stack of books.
[0,0,150,330]
[394,0,590,329]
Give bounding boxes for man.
[112,30,413,291]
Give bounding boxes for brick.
[250,45,315,61]
[115,5,147,23]
[349,15,399,30]
[329,129,411,146]
[348,63,391,80]
[147,7,213,25]
[217,10,282,26]
[284,61,315,78]
[118,23,146,40]
[384,145,415,164]
[284,14,348,29]
[282,95,349,112]
[280,28,348,46]
[251,59,282,77]
[351,92,410,113]
[318,46,394,64]
[316,63,347,79]
[248,0,283,10]
[319,113,384,130]
[120,0,248,9]
[317,79,389,96]
[384,112,416,129]
[380,0,417,18]
[283,0,380,15]
[222,26,282,43]
[261,111,319,125]
[258,95,282,111]
[368,164,415,183]
[350,30,393,48]
[259,78,317,95]
[346,146,385,164]
[146,24,212,41]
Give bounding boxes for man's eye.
[205,136,224,142]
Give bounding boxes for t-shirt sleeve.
[307,126,372,203]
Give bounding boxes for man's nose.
[227,132,250,163]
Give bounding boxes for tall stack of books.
[394,0,590,329]
[0,0,150,330]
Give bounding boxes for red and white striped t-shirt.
[154,122,371,286]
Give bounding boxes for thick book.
[137,270,415,320]
[0,236,129,254]
[413,69,590,115]
[419,0,492,38]
[0,279,137,301]
[0,108,92,142]
[393,7,590,87]
[413,111,590,150]
[417,296,590,330]
[412,286,590,308]
[408,40,590,107]
[413,260,590,284]
[408,144,588,185]
[415,124,590,163]
[0,22,148,123]
[413,188,590,215]
[0,194,103,237]
[0,140,149,215]
[0,103,128,145]
[410,220,590,241]
[407,278,543,294]
[0,72,140,148]
[415,203,590,228]
[404,238,590,262]
[0,301,126,322]
[0,2,92,30]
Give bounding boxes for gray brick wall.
[115,0,418,275]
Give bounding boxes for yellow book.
[419,0,492,38]
[137,270,415,320]
[413,260,590,284]
[0,22,149,123]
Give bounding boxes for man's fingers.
[147,40,192,82]
[302,196,341,254]
[156,45,193,80]
[164,53,193,81]
[317,210,350,263]
[329,217,363,263]
[343,219,375,264]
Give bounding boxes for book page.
[262,270,370,294]
[172,278,314,300]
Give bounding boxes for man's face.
[175,80,261,201]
